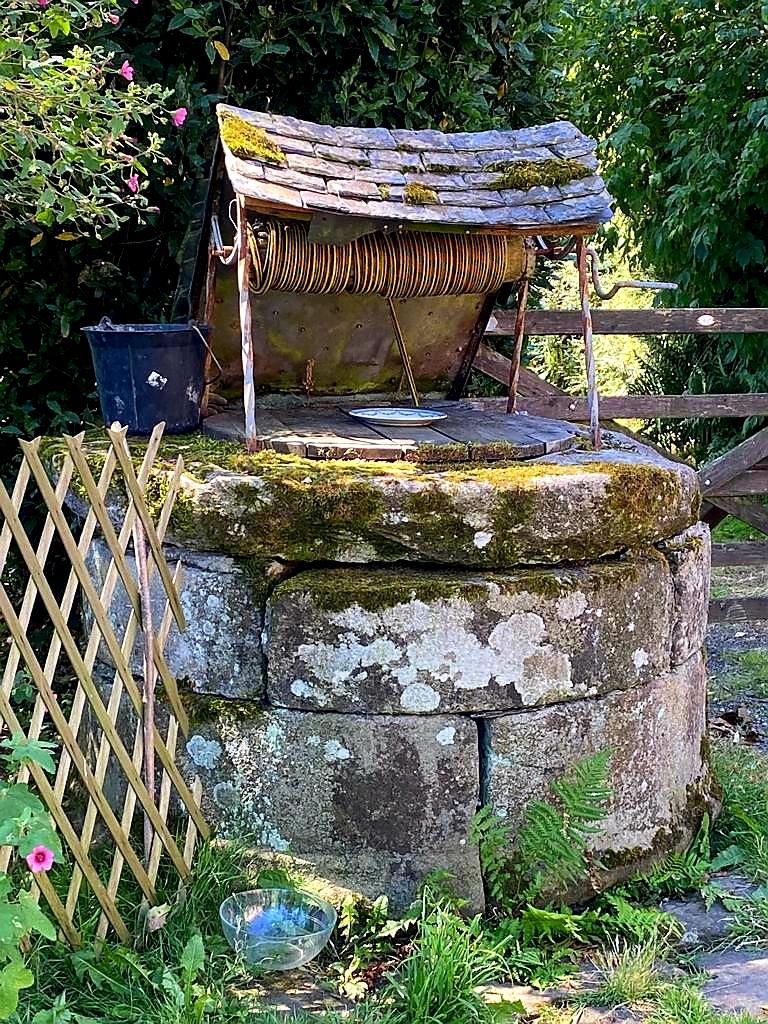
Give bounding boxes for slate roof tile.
[218,103,613,232]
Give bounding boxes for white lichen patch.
[401,682,441,711]
[292,596,574,708]
[556,590,587,621]
[473,530,493,550]
[435,726,456,746]
[633,648,650,670]
[323,739,352,763]
[186,734,222,769]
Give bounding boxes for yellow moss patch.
[377,183,391,200]
[487,157,591,191]
[219,113,286,164]
[404,182,439,205]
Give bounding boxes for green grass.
[715,649,768,699]
[711,517,766,543]
[583,941,662,1007]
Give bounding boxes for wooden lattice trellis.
[0,423,210,947]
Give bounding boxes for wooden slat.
[106,426,186,631]
[514,393,768,421]
[708,471,768,497]
[0,591,133,943]
[7,451,194,884]
[712,542,768,566]
[709,597,768,622]
[488,307,768,336]
[699,427,768,495]
[707,497,768,537]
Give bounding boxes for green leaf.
[0,961,33,1020]
[179,934,204,981]
[1,735,57,773]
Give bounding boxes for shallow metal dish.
[348,407,448,427]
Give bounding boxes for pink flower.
[127,173,139,193]
[38,0,50,7]
[26,846,55,874]
[107,13,120,24]
[119,60,134,82]
[171,107,188,127]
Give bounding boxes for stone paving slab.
[698,949,768,1013]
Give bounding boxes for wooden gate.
[474,306,768,623]
[0,424,209,946]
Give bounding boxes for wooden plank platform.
[203,401,579,461]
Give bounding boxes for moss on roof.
[487,157,591,191]
[219,113,286,164]
[404,182,439,205]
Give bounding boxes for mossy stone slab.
[264,551,674,714]
[484,651,717,896]
[58,432,699,568]
[179,707,484,912]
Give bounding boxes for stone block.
[148,438,700,568]
[180,708,484,911]
[658,523,711,665]
[85,538,266,698]
[484,653,712,886]
[265,552,673,714]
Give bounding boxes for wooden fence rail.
[476,306,768,622]
[0,424,209,947]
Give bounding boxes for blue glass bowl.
[219,888,337,971]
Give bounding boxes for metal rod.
[133,518,156,865]
[506,275,531,413]
[386,297,420,407]
[586,245,677,300]
[576,239,601,449]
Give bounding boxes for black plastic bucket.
[82,320,210,435]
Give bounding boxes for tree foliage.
[558,0,768,458]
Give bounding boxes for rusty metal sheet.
[209,264,492,396]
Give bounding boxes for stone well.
[80,429,715,910]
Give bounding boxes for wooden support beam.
[508,393,768,422]
[709,597,768,623]
[712,541,768,566]
[699,426,768,495]
[706,497,768,537]
[487,307,768,336]
[709,471,768,496]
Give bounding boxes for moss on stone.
[219,113,286,164]
[377,183,391,200]
[274,567,490,614]
[404,182,439,205]
[486,157,591,191]
[170,678,264,728]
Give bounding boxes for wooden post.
[236,195,257,450]
[132,519,156,865]
[506,276,531,413]
[576,239,601,448]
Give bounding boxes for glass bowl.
[219,888,337,971]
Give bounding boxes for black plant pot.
[82,319,209,435]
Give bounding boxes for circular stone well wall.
[80,430,716,910]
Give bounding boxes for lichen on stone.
[219,112,286,164]
[485,157,591,191]
[404,182,439,205]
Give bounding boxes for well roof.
[217,103,613,233]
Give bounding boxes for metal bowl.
[219,888,337,971]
